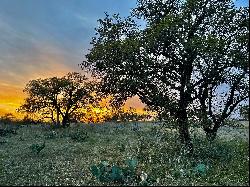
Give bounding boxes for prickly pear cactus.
[194,163,206,175]
[126,158,138,170]
[90,158,138,184]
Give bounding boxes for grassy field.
[0,121,249,186]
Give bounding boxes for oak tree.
[18,72,95,127]
[82,0,249,150]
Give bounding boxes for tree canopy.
[82,0,249,149]
[18,72,96,127]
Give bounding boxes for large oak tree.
[82,0,249,151]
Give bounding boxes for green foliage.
[240,105,249,120]
[0,113,17,124]
[194,163,206,176]
[30,141,45,154]
[20,115,41,125]
[82,0,249,148]
[69,129,88,142]
[90,158,138,184]
[0,122,248,186]
[0,139,7,144]
[125,158,138,170]
[118,143,126,152]
[0,127,17,137]
[105,107,149,122]
[44,131,57,139]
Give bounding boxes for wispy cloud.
[3,0,247,117]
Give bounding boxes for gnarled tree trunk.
[203,121,221,141]
[176,108,193,154]
[62,113,70,128]
[55,109,60,128]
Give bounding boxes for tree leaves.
[18,72,96,126]
[82,0,249,142]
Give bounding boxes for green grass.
[0,122,249,186]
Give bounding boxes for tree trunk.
[177,109,193,154]
[62,113,70,128]
[203,121,220,141]
[55,109,60,128]
[205,130,217,141]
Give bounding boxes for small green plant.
[90,158,139,184]
[70,130,88,142]
[118,143,126,152]
[44,130,57,139]
[0,128,17,137]
[19,136,25,141]
[194,163,207,176]
[30,141,45,154]
[0,139,7,144]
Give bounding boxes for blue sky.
[0,0,137,87]
[0,0,248,86]
[0,0,248,115]
[234,0,249,7]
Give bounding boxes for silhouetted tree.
[196,72,249,140]
[0,113,16,124]
[20,114,41,125]
[18,72,96,127]
[82,0,249,151]
[106,107,145,122]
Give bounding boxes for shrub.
[30,141,45,154]
[70,129,88,142]
[0,128,17,137]
[44,130,57,139]
[0,139,7,144]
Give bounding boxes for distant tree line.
[15,73,152,126]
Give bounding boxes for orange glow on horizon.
[0,43,149,122]
[0,83,25,118]
[0,52,79,119]
[0,82,148,122]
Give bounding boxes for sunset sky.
[0,0,248,117]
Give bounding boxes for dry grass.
[0,122,249,186]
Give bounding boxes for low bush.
[0,128,17,137]
[69,129,88,142]
[30,141,46,154]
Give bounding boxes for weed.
[0,128,17,137]
[0,139,7,144]
[70,129,88,142]
[30,141,45,154]
[44,130,57,139]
